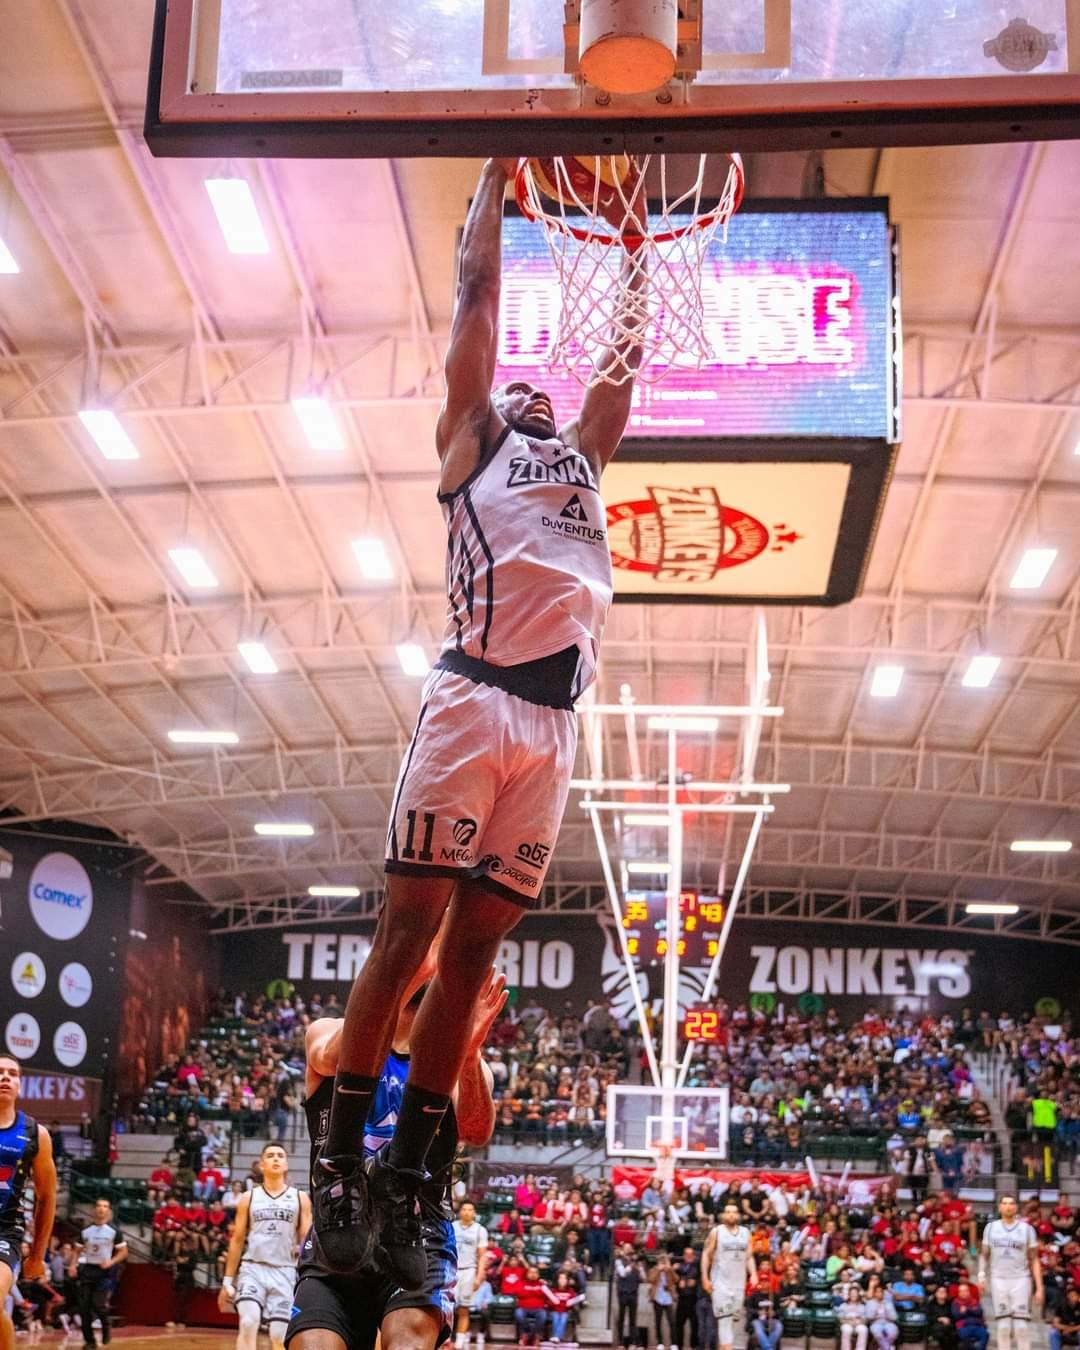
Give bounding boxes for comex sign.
[29,853,93,941]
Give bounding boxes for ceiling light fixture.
[624,814,671,827]
[964,902,1019,916]
[254,822,314,838]
[78,409,139,461]
[870,665,904,698]
[168,546,218,589]
[0,236,18,274]
[307,885,361,898]
[167,730,239,746]
[292,395,345,452]
[961,654,1000,688]
[237,641,278,675]
[396,643,430,677]
[204,178,270,255]
[1010,547,1057,591]
[352,537,394,581]
[626,861,672,875]
[647,715,720,733]
[1009,839,1072,853]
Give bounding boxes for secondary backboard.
[607,1084,731,1161]
[147,0,1080,157]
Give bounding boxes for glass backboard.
[147,0,1080,157]
[607,1084,731,1160]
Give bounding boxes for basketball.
[528,154,635,211]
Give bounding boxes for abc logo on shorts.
[28,852,94,941]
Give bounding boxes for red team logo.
[606,485,802,583]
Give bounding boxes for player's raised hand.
[492,158,522,180]
[469,967,509,1052]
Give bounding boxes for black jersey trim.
[434,645,578,710]
[460,868,544,911]
[445,530,464,651]
[387,683,438,862]
[461,488,495,656]
[436,423,514,504]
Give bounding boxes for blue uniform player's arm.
[454,969,507,1147]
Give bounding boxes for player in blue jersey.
[0,1057,57,1350]
[289,966,503,1350]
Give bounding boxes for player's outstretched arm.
[455,969,507,1146]
[564,170,649,470]
[25,1125,57,1280]
[436,159,518,465]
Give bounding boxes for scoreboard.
[621,890,725,965]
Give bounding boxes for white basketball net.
[516,153,744,389]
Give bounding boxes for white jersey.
[710,1224,751,1294]
[453,1218,488,1273]
[983,1219,1037,1281]
[79,1223,123,1268]
[439,426,613,694]
[243,1185,300,1267]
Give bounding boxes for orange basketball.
[528,154,634,212]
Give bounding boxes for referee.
[78,1198,127,1347]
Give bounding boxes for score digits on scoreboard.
[621,890,725,965]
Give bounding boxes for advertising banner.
[0,835,131,1078]
[611,1166,892,1206]
[471,1161,581,1196]
[216,910,1076,1019]
[496,202,899,443]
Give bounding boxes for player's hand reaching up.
[492,158,522,180]
[469,968,509,1055]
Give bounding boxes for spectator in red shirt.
[515,1267,550,1344]
[498,1208,527,1239]
[545,1271,585,1342]
[193,1156,226,1202]
[499,1255,527,1298]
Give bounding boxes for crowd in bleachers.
[460,1174,1080,1350]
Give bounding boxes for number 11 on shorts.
[401,809,436,862]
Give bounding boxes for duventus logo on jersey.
[541,493,606,546]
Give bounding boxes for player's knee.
[237,1304,261,1333]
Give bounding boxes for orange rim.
[514,153,745,247]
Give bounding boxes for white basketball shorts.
[384,667,577,907]
[235,1261,296,1324]
[455,1266,478,1306]
[991,1278,1033,1320]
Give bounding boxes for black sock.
[324,1071,379,1157]
[385,1083,450,1173]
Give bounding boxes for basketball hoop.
[515,152,745,389]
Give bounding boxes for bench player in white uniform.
[978,1194,1043,1350]
[220,1145,310,1350]
[452,1203,488,1350]
[311,154,648,1288]
[701,1202,758,1350]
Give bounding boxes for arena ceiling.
[0,2,1079,938]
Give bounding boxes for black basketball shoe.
[309,1153,376,1274]
[366,1153,428,1290]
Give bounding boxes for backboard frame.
[606,1083,731,1161]
[145,0,1080,158]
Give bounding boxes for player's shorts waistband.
[434,645,578,709]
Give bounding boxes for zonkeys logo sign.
[607,485,802,583]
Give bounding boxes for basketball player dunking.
[312,155,647,1286]
[0,1056,57,1350]
[219,1144,310,1350]
[289,968,505,1350]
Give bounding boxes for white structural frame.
[588,611,786,1175]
